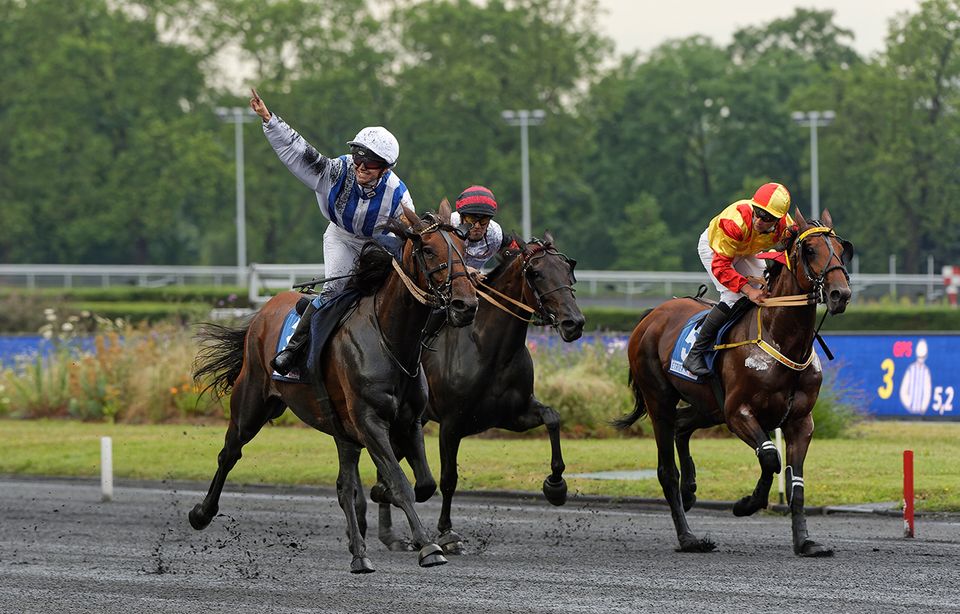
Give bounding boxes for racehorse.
[615,209,852,557]
[377,231,585,554]
[190,201,478,573]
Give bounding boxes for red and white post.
[903,450,914,538]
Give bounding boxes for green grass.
[2,419,957,511]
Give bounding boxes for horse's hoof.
[732,496,764,517]
[188,504,214,530]
[370,483,392,505]
[418,543,448,568]
[386,538,417,552]
[542,476,568,506]
[681,490,697,512]
[415,480,436,503]
[351,556,375,574]
[676,535,716,553]
[438,530,465,555]
[797,539,834,558]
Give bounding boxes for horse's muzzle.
[827,286,852,314]
[447,298,478,327]
[558,315,585,342]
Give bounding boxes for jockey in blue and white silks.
[249,88,414,375]
[261,115,414,299]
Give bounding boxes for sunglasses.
[352,154,387,171]
[461,214,492,226]
[753,207,777,223]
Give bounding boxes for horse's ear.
[543,230,555,245]
[402,205,422,229]
[793,208,808,228]
[820,209,834,228]
[438,198,452,223]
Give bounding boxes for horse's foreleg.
[362,416,446,568]
[648,400,715,553]
[189,387,278,530]
[782,414,834,557]
[436,423,465,554]
[394,418,437,503]
[500,396,568,506]
[335,438,374,573]
[726,405,780,517]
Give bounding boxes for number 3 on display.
[877,358,895,400]
[932,386,955,415]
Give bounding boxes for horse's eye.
[422,246,436,257]
[527,269,540,279]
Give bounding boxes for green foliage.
[609,194,682,270]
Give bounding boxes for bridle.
[476,239,577,327]
[375,216,471,377]
[777,225,852,306]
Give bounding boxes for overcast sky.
[598,0,923,58]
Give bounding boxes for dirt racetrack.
[1,477,958,613]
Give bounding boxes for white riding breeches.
[697,229,765,307]
[321,223,370,299]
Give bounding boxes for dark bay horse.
[615,209,852,557]
[190,202,478,573]
[378,231,585,554]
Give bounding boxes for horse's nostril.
[450,299,469,313]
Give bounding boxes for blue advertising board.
[818,334,959,419]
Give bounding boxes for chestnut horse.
[190,202,477,573]
[615,209,852,557]
[376,232,585,554]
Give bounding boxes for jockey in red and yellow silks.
[683,182,797,377]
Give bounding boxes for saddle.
[668,296,753,382]
[271,288,361,383]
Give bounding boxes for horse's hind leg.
[189,383,280,530]
[362,415,446,568]
[335,438,375,573]
[726,404,780,517]
[782,414,833,557]
[436,423,465,554]
[647,394,715,553]
[375,468,417,552]
[675,405,722,512]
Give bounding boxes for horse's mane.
[482,231,526,285]
[347,212,460,296]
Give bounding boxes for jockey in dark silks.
[248,89,415,375]
[683,182,797,376]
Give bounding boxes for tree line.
[1,0,958,273]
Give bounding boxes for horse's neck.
[478,258,530,349]
[375,273,432,359]
[761,268,817,351]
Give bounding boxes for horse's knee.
[757,442,781,475]
[539,405,561,430]
[415,478,436,503]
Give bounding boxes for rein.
[474,240,576,327]
[712,225,848,370]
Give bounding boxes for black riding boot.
[271,301,320,375]
[682,302,732,376]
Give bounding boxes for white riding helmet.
[346,126,399,166]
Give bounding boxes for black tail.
[193,321,249,398]
[611,307,655,430]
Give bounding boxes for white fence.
[0,263,949,307]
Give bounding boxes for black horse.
[190,203,478,573]
[377,231,585,553]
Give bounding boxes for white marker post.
[101,436,113,502]
[775,428,786,505]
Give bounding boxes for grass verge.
[2,419,957,511]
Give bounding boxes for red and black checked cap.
[455,185,498,217]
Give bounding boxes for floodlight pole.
[502,109,546,240]
[791,110,835,220]
[216,106,259,284]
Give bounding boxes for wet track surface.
[1,477,959,613]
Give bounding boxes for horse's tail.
[611,307,655,431]
[193,321,249,397]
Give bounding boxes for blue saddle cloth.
[667,308,741,383]
[271,289,361,383]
